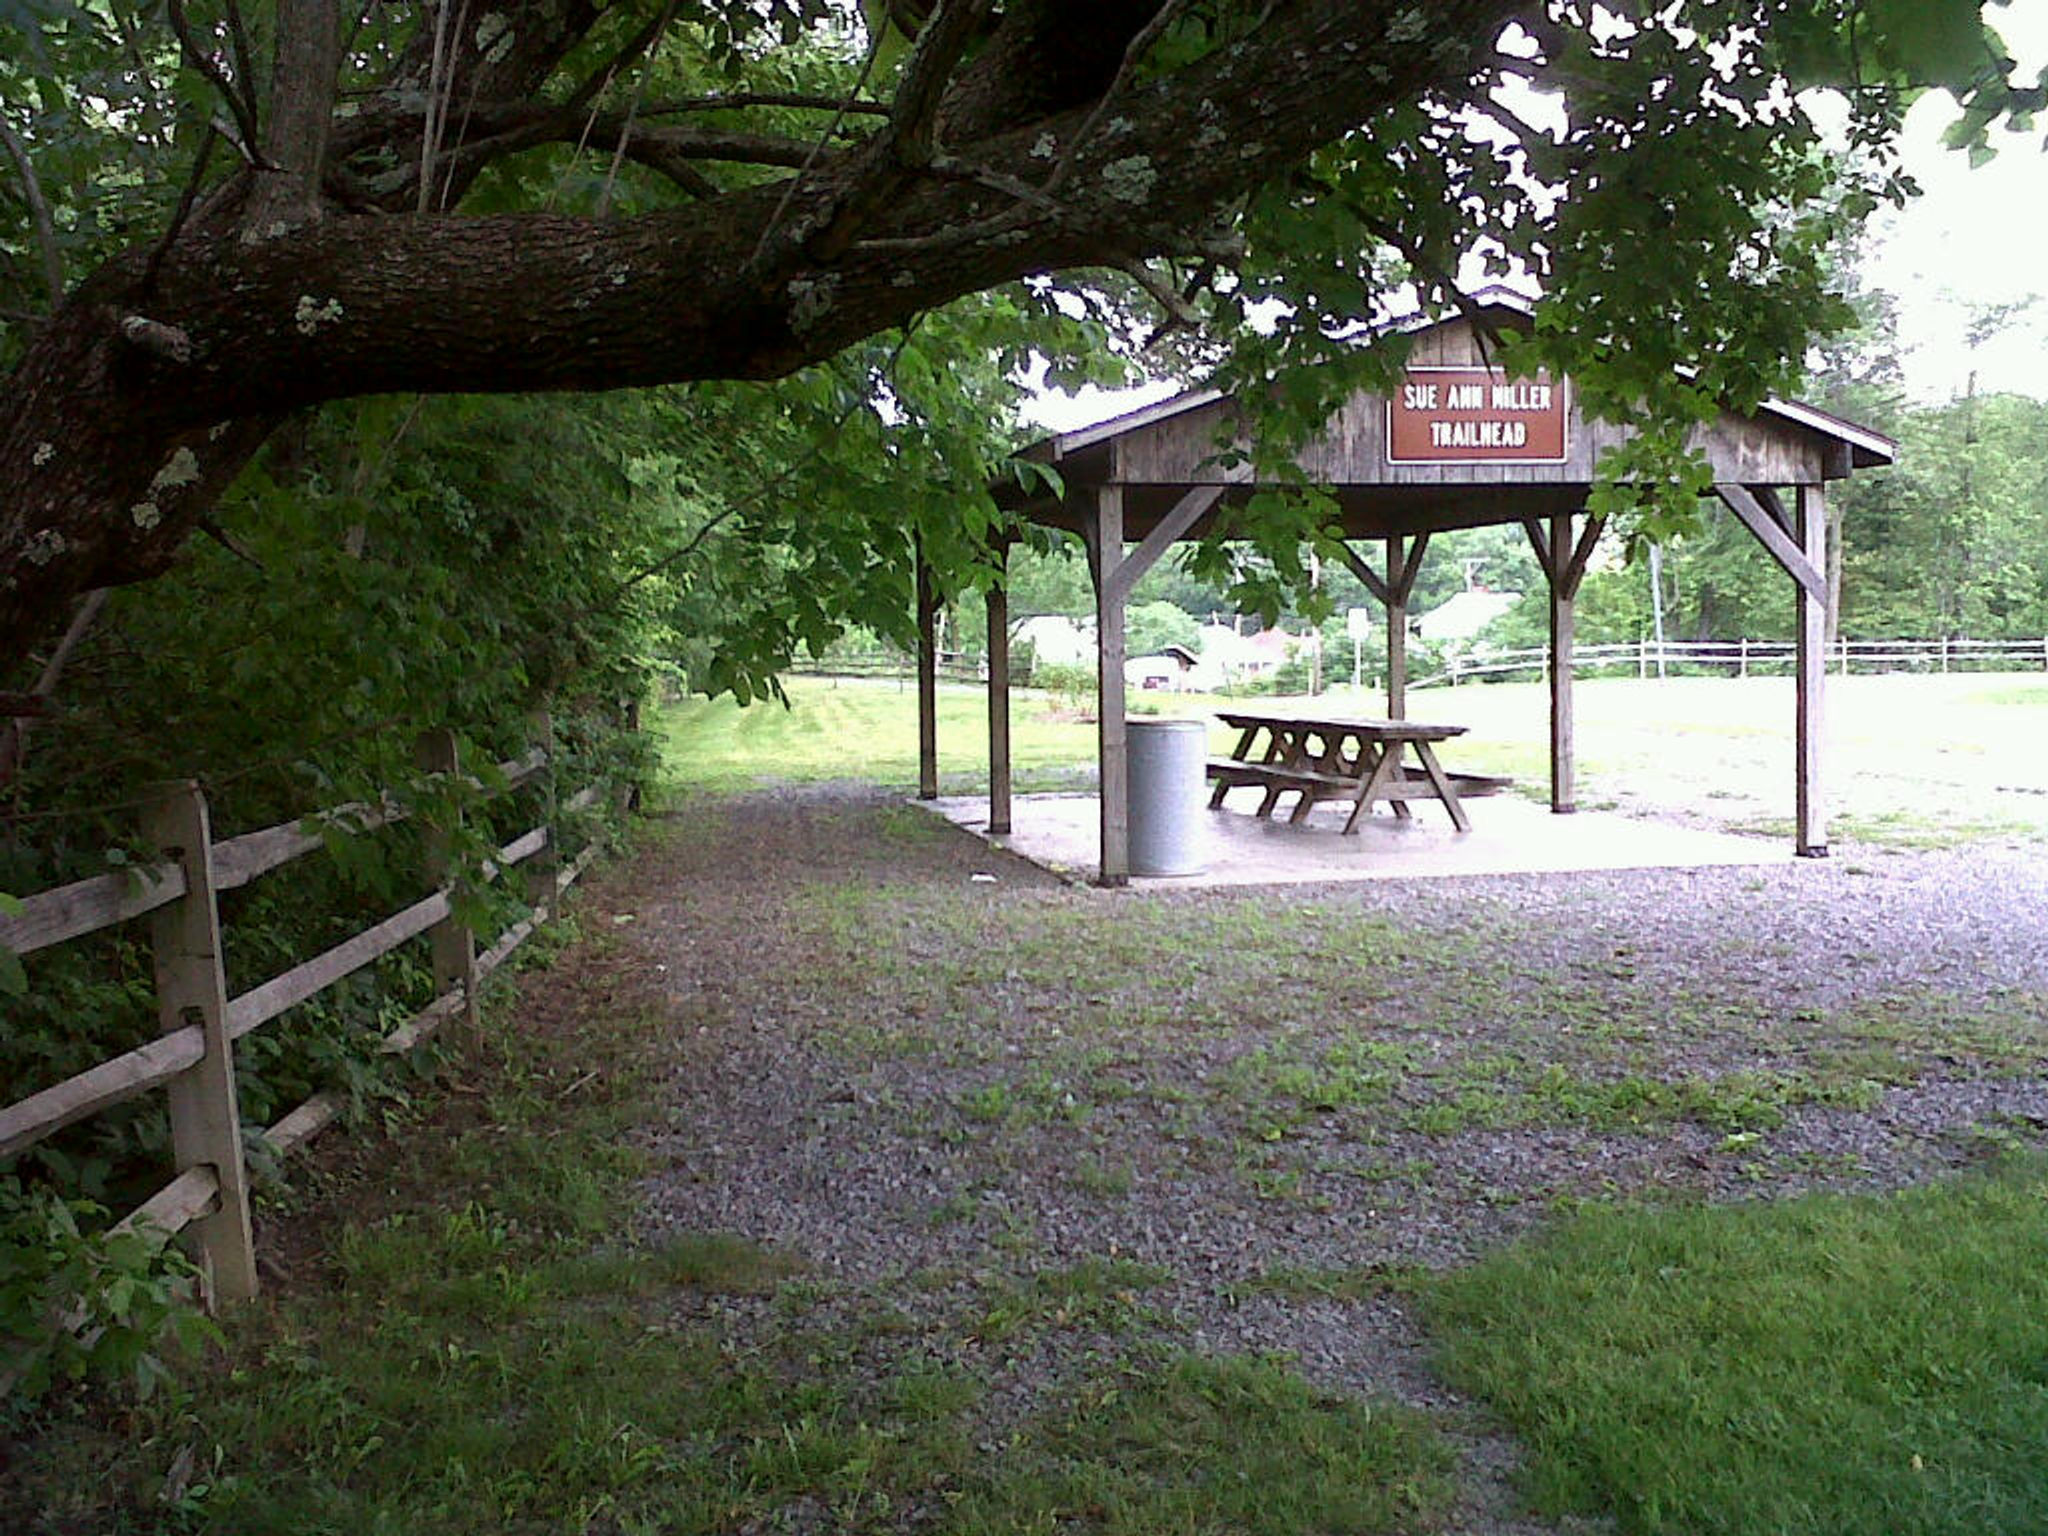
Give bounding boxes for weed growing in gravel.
[1248,1262,1431,1302]
[952,1352,1454,1535]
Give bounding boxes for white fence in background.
[1414,636,2048,690]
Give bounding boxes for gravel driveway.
[592,786,2048,1534]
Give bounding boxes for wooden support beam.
[1094,485,1129,886]
[145,783,258,1305]
[1391,531,1430,606]
[1560,514,1606,601]
[1338,544,1391,607]
[1520,517,1551,572]
[416,730,480,1042]
[1381,533,1428,720]
[1795,484,1829,857]
[986,548,1012,836]
[1103,486,1225,607]
[915,550,939,800]
[1715,484,1827,603]
[1546,511,1577,813]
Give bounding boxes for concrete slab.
[929,790,1787,886]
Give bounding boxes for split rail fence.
[1416,635,2048,689]
[0,727,612,1312]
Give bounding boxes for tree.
[0,0,2034,677]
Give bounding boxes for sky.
[1027,6,2048,432]
[1867,3,2048,402]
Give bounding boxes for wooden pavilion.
[914,294,1896,884]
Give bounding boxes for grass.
[659,671,2048,848]
[1426,1158,2048,1535]
[1,899,1456,1536]
[655,678,1103,795]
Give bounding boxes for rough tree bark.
[0,0,1521,674]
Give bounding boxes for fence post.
[619,697,642,816]
[526,709,559,914]
[145,782,259,1306]
[416,729,480,1042]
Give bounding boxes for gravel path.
[589,786,2048,1534]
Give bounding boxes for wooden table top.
[1214,710,1468,742]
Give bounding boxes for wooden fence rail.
[0,732,610,1314]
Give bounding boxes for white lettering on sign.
[1429,419,1529,448]
[1385,366,1569,464]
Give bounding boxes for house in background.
[1126,642,1199,691]
[1193,622,1300,687]
[1416,585,1521,645]
[1014,614,1096,670]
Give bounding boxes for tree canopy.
[0,0,2038,676]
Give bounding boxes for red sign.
[1386,367,1568,464]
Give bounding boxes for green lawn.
[1427,1161,2048,1535]
[658,671,2048,847]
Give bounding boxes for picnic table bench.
[1208,710,1510,833]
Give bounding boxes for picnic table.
[1207,710,1510,834]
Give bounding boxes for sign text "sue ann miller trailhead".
[1385,367,1569,464]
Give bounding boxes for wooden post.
[916,550,939,800]
[620,696,643,813]
[416,729,481,1038]
[986,548,1013,835]
[1095,485,1128,886]
[526,709,558,911]
[1795,485,1829,857]
[1385,536,1408,721]
[1548,511,1576,814]
[145,783,258,1306]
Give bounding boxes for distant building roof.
[1417,589,1521,642]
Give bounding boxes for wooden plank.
[111,1165,219,1242]
[497,746,549,790]
[1715,483,1827,602]
[214,747,548,893]
[1795,483,1829,857]
[496,826,548,868]
[380,989,471,1054]
[1411,741,1472,833]
[986,566,1012,835]
[916,553,939,800]
[262,1092,343,1157]
[146,783,258,1305]
[1095,485,1129,885]
[562,783,603,815]
[0,1025,205,1161]
[213,799,397,892]
[1520,516,1550,571]
[0,862,184,957]
[1103,485,1224,606]
[225,890,452,1039]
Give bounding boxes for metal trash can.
[1127,718,1207,876]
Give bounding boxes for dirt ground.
[565,786,2048,1534]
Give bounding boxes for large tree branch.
[0,0,1520,669]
